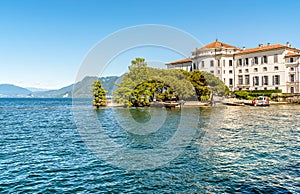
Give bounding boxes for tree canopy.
[113,58,229,106]
[91,80,107,108]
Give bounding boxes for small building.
[165,58,192,72]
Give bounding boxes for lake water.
[0,98,299,193]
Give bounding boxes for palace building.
[166,40,300,93]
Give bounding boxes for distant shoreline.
[1,98,299,107]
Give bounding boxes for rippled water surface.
[0,98,299,193]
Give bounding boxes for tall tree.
[91,80,107,108]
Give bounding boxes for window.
[223,60,226,67]
[263,56,268,63]
[254,57,259,64]
[274,75,280,85]
[193,63,196,70]
[218,70,221,74]
[245,58,249,65]
[238,59,242,66]
[229,70,233,74]
[291,67,294,71]
[290,74,295,82]
[275,87,279,90]
[201,61,204,68]
[264,87,267,90]
[290,57,294,63]
[263,67,267,71]
[210,60,214,67]
[223,70,226,74]
[229,60,233,66]
[245,69,249,73]
[291,87,294,93]
[218,60,220,67]
[274,66,278,71]
[274,55,278,63]
[245,75,250,85]
[229,78,233,86]
[224,78,226,83]
[253,76,259,86]
[238,75,243,85]
[263,76,268,85]
[210,70,214,74]
[254,68,258,72]
[239,69,242,73]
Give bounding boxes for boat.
[163,101,180,108]
[150,101,164,107]
[251,96,270,106]
[223,102,245,106]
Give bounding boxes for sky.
[1,0,300,89]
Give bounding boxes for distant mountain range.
[0,76,121,98]
[0,84,32,97]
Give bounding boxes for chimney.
[286,42,290,47]
[258,44,263,48]
[267,42,270,46]
[242,46,246,50]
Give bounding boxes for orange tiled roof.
[236,44,300,55]
[167,58,192,65]
[201,40,238,49]
[285,52,300,58]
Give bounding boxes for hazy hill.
[33,84,73,98]
[0,84,32,97]
[0,76,120,98]
[72,76,120,98]
[33,76,120,98]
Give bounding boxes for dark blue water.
[0,98,299,193]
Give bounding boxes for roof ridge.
[201,40,238,49]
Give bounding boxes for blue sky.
[1,0,300,89]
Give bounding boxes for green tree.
[91,80,107,108]
[201,71,229,96]
[114,58,150,107]
[187,70,210,100]
[114,58,228,106]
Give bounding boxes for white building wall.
[192,48,236,91]
[167,43,300,94]
[234,49,288,92]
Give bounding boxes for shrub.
[234,90,249,99]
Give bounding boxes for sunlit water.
[0,98,299,193]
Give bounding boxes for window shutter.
[278,75,280,85]
[272,76,274,85]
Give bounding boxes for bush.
[248,89,282,97]
[234,90,249,99]
[200,95,210,101]
[234,89,282,100]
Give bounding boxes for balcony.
[285,59,299,67]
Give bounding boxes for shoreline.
[106,99,293,108]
